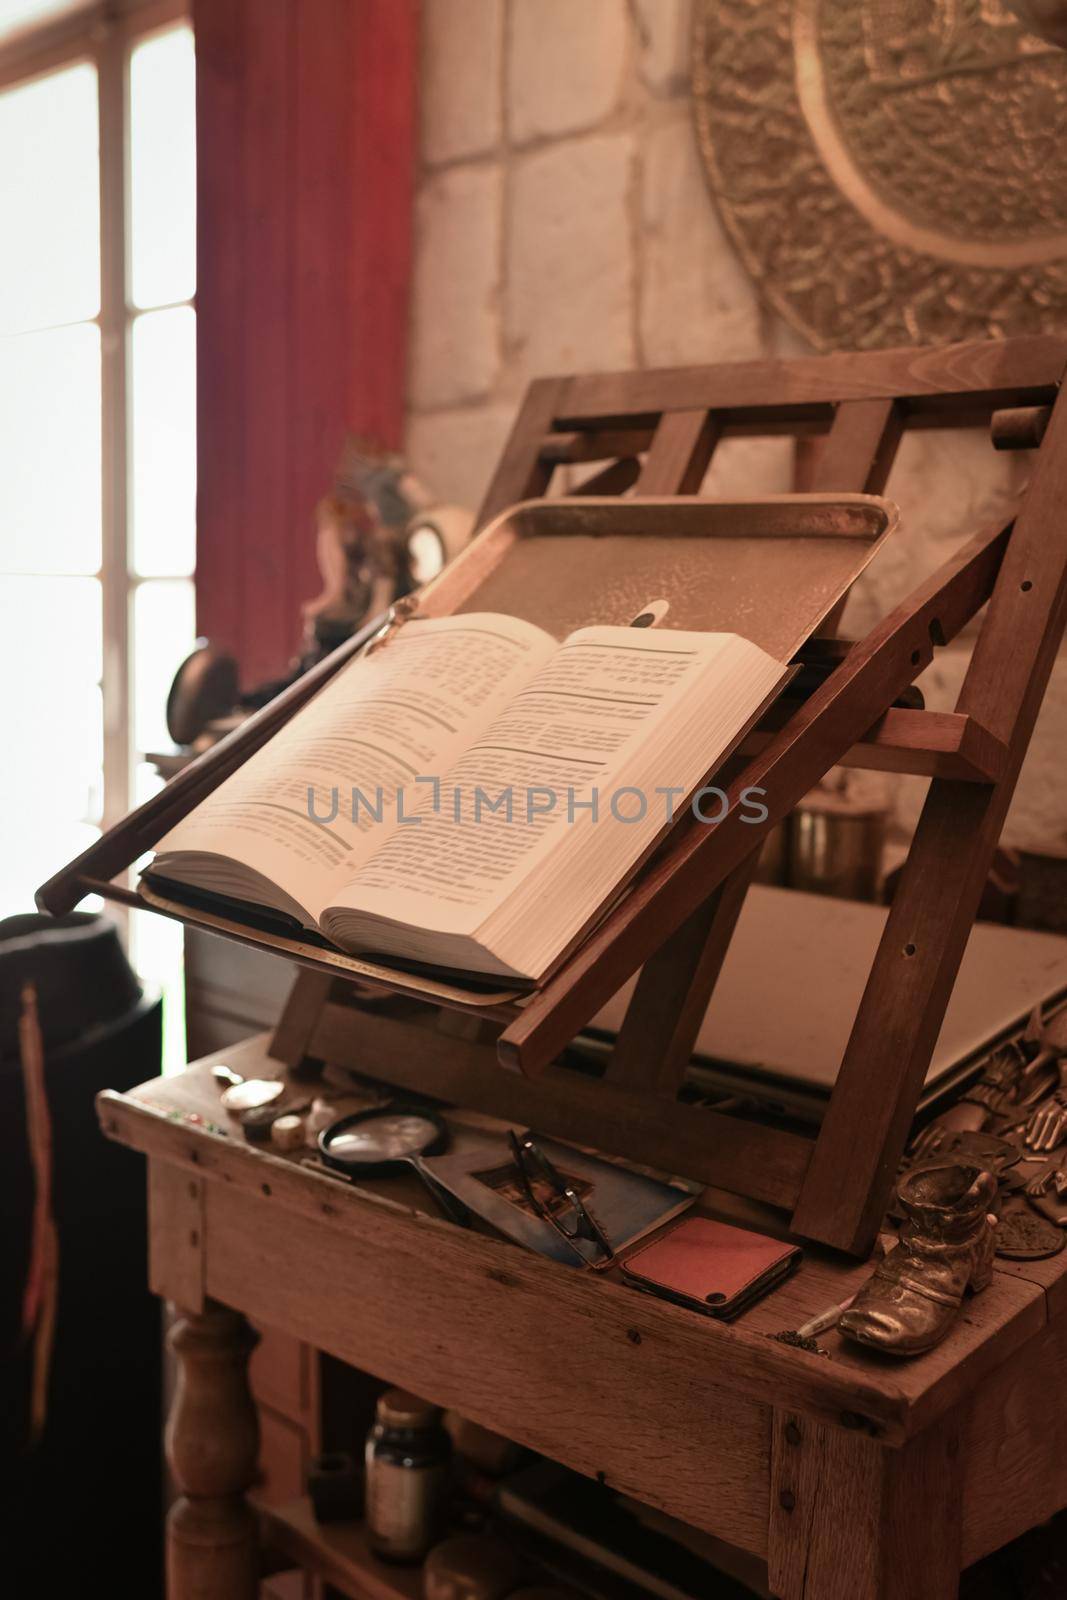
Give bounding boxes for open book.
[148,613,786,983]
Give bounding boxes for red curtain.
[193,0,419,684]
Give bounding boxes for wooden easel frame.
[41,336,1067,1257]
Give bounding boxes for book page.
[151,613,556,921]
[328,627,744,933]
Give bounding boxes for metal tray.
[417,493,898,660]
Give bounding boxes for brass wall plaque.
[692,0,1067,350]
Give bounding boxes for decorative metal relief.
[692,0,1067,350]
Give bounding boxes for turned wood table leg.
[165,1301,260,1600]
[767,1409,962,1600]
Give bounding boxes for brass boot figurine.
[838,1162,997,1357]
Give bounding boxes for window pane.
[130,25,196,310]
[130,306,197,576]
[0,62,99,336]
[0,575,102,916]
[0,323,101,573]
[132,577,196,753]
[0,819,101,920]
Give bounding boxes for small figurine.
[1011,1005,1067,1150]
[163,437,473,755]
[1024,1059,1067,1152]
[1025,1164,1067,1200]
[300,436,421,658]
[838,1162,997,1357]
[909,1042,1027,1159]
[909,1101,989,1159]
[909,1014,1067,1162]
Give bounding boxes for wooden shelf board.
[259,1498,423,1600]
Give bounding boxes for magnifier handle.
[412,1160,471,1228]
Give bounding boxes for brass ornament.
[692,0,1067,350]
[838,1162,998,1357]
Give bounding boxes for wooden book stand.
[41,336,1067,1258]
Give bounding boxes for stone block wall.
[406,0,1066,858]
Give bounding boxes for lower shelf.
[258,1498,423,1600]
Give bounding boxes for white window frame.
[0,0,192,845]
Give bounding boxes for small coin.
[995,1208,1066,1260]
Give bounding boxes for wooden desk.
[101,1034,1067,1600]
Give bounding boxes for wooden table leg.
[768,1409,962,1599]
[165,1301,260,1600]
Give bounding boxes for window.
[0,7,196,1063]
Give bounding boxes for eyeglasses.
[507,1130,615,1269]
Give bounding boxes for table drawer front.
[205,1184,771,1557]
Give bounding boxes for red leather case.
[620,1216,801,1319]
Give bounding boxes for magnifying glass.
[318,1106,471,1228]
